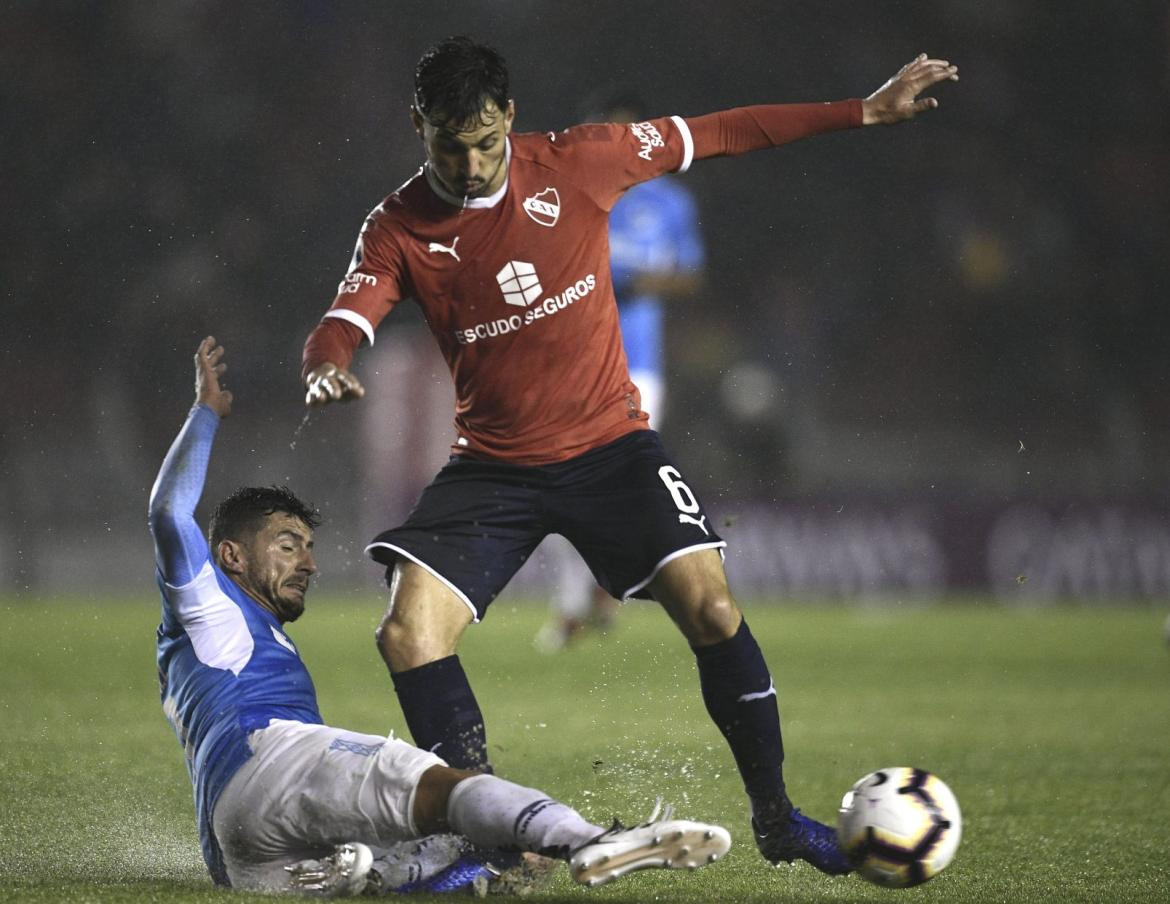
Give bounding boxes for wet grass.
[1,595,1167,902]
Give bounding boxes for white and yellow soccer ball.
[836,767,962,887]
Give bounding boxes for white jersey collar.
[424,138,511,209]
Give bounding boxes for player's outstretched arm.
[148,337,232,585]
[861,53,959,125]
[683,54,957,162]
[304,362,366,407]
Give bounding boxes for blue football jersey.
[156,561,323,883]
[608,177,703,374]
[150,404,323,884]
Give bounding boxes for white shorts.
[212,719,445,891]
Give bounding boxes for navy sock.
[391,655,492,771]
[692,619,787,809]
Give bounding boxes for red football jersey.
[317,117,694,464]
[307,101,862,464]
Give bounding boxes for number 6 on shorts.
[658,466,700,514]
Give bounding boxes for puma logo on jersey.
[427,237,460,261]
[678,513,709,535]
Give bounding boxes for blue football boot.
[752,802,853,875]
[390,852,501,894]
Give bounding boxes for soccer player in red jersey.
[302,36,958,875]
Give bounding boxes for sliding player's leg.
[418,766,731,888]
[213,721,731,895]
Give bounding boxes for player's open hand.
[195,336,233,418]
[862,54,958,125]
[305,362,366,407]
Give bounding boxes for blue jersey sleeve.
[149,404,219,586]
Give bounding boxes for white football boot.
[569,800,731,888]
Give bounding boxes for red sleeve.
[302,317,364,382]
[545,118,690,212]
[685,99,863,160]
[300,203,408,382]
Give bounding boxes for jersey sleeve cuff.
[323,308,376,346]
[847,97,864,128]
[670,115,695,173]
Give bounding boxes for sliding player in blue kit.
[148,336,730,895]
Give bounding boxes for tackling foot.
[569,800,731,888]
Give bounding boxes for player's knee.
[375,615,415,664]
[678,593,741,645]
[373,616,394,662]
[375,612,456,671]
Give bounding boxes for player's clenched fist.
[304,362,366,407]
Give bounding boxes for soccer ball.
[836,767,962,887]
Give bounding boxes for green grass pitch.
[1,595,1167,902]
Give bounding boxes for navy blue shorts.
[366,430,725,620]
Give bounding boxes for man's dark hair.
[414,35,509,128]
[209,486,320,551]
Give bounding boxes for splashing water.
[289,409,313,451]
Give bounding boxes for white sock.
[446,774,602,858]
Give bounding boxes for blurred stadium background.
[3,1,1168,605]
